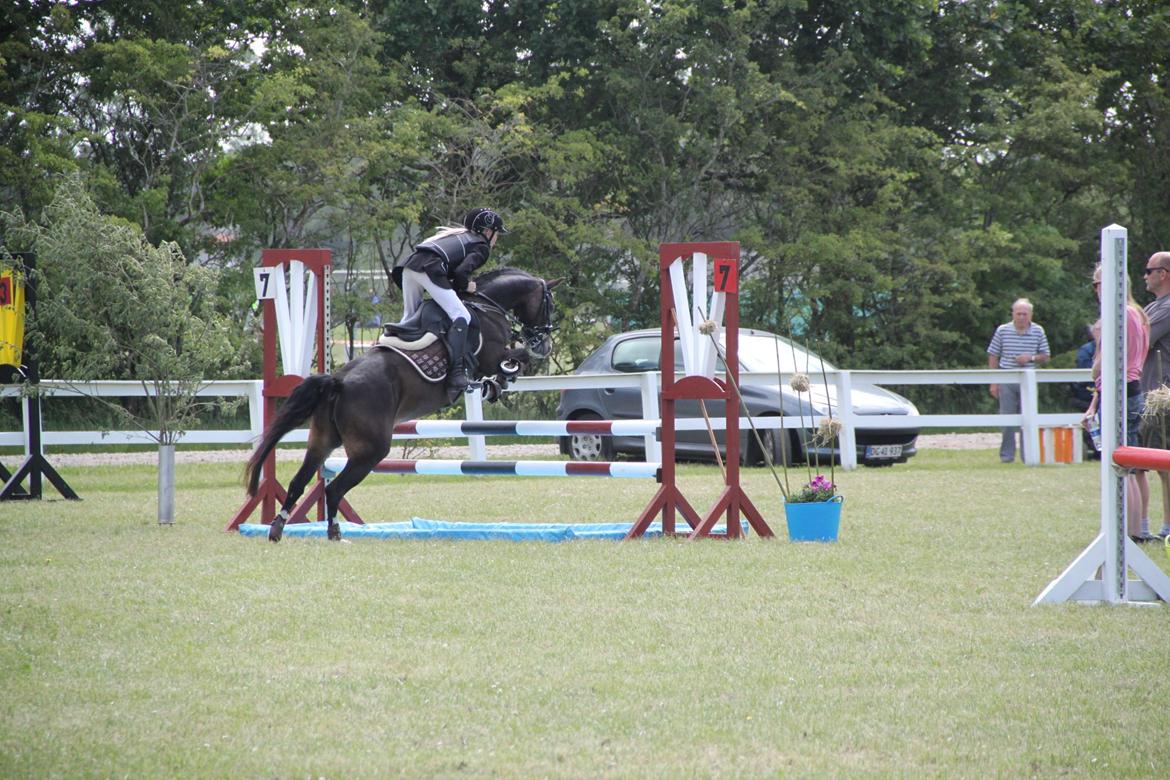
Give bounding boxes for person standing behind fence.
[1140,251,1170,539]
[1071,322,1101,460]
[988,299,1051,463]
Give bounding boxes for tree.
[5,0,1170,403]
[1,176,246,522]
[0,2,83,217]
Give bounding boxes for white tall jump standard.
[1034,224,1170,605]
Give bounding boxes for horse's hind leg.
[270,423,339,543]
[268,454,321,543]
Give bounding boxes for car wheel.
[754,425,798,467]
[566,413,616,462]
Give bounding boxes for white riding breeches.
[398,268,471,324]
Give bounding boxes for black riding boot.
[445,318,471,401]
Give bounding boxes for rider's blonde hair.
[426,225,469,241]
[1093,262,1150,328]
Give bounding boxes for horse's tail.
[245,373,336,496]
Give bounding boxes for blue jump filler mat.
[237,517,744,542]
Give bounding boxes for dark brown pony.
[245,267,560,541]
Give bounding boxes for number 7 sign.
[713,257,738,293]
[254,267,276,300]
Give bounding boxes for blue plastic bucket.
[784,495,843,542]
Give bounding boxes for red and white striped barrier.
[392,419,659,437]
[322,458,661,480]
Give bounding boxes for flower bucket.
[784,495,843,542]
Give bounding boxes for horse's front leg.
[322,450,385,541]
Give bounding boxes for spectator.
[987,298,1051,463]
[1140,251,1170,539]
[1084,265,1153,542]
[1071,322,1101,460]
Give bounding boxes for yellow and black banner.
[0,267,26,370]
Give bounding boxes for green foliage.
[0,178,247,443]
[2,0,1169,380]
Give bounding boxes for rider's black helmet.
[463,208,509,235]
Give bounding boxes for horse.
[244,267,560,542]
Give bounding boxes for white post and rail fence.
[1,368,1091,468]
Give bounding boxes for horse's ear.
[545,278,565,291]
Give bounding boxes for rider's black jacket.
[393,230,491,292]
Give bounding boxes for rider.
[392,208,509,397]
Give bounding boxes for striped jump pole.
[392,419,660,437]
[322,458,661,480]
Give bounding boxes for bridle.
[519,280,555,359]
[469,277,555,359]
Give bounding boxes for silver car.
[555,328,920,466]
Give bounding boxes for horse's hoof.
[268,519,285,543]
[327,522,341,542]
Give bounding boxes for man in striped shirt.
[987,298,1051,463]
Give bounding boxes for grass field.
[2,449,1168,778]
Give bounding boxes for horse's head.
[473,267,562,359]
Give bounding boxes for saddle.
[376,301,482,383]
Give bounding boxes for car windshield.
[737,333,837,373]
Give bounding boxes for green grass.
[2,450,1168,778]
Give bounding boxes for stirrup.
[480,377,503,403]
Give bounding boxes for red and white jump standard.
[626,242,773,540]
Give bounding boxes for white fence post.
[641,372,662,463]
[837,370,858,470]
[1021,368,1041,466]
[21,391,35,457]
[247,380,264,443]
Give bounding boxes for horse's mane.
[475,266,530,285]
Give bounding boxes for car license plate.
[865,444,902,459]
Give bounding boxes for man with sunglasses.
[988,298,1051,463]
[1139,251,1170,539]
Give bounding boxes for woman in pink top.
[1085,264,1153,539]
